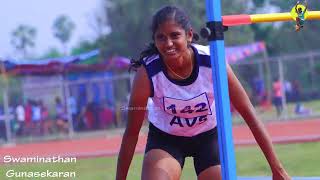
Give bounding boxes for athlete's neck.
[164,48,194,80]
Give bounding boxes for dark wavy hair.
[129,5,198,71]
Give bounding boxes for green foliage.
[266,21,320,55]
[225,26,255,46]
[39,47,63,59]
[263,0,320,55]
[69,40,102,65]
[71,40,99,55]
[316,62,320,74]
[269,1,297,10]
[10,24,37,58]
[0,76,22,106]
[52,15,76,55]
[252,0,266,8]
[92,0,320,58]
[100,0,254,58]
[52,15,75,44]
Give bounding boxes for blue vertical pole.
[205,0,237,179]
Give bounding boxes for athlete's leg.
[142,149,182,180]
[197,165,222,180]
[193,128,220,180]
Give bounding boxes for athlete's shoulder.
[142,54,162,78]
[143,54,160,66]
[192,44,210,56]
[192,44,211,68]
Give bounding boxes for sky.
[0,0,103,59]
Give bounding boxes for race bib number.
[163,93,212,118]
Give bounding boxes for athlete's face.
[154,20,193,63]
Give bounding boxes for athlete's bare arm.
[116,66,150,180]
[226,64,290,179]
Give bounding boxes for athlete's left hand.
[272,167,291,180]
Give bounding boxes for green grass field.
[1,142,319,179]
[233,100,320,124]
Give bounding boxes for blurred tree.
[52,15,76,55]
[88,10,110,38]
[40,47,63,59]
[10,25,37,58]
[100,0,254,58]
[252,0,266,7]
[316,62,320,74]
[221,0,255,45]
[71,40,99,55]
[260,1,320,55]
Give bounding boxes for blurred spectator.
[99,102,114,128]
[40,101,52,135]
[67,94,78,130]
[15,102,25,136]
[91,102,100,129]
[252,77,265,105]
[292,80,301,102]
[259,92,272,112]
[84,103,95,130]
[272,77,283,117]
[85,102,99,129]
[295,103,312,115]
[0,107,7,141]
[31,101,42,135]
[24,99,32,135]
[55,97,68,133]
[76,106,87,131]
[284,80,293,101]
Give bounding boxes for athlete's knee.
[197,165,221,180]
[142,149,182,180]
[142,167,172,180]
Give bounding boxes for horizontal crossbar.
[222,11,320,26]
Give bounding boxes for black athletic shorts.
[145,123,220,176]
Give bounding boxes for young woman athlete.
[116,5,291,180]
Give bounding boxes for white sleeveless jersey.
[143,44,216,137]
